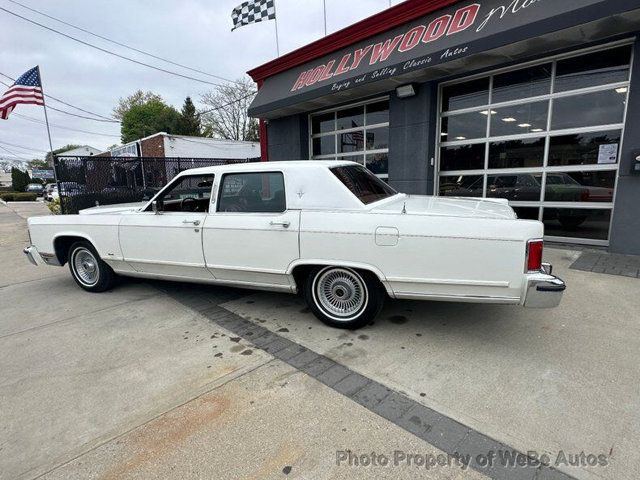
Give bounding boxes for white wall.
[163,136,260,160]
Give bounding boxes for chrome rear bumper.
[524,263,566,308]
[24,245,39,266]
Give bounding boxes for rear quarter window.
[331,165,396,204]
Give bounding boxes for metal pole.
[273,0,280,56]
[37,66,63,213]
[323,0,327,36]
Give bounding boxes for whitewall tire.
[68,241,116,292]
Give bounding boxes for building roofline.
[247,0,460,82]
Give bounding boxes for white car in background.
[24,161,565,329]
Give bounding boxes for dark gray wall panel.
[267,114,309,161]
[610,36,640,255]
[388,82,437,195]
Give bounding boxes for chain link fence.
[53,156,260,214]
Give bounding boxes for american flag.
[0,66,44,120]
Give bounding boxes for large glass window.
[151,175,214,213]
[218,172,285,213]
[310,99,390,179]
[438,43,632,245]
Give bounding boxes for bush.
[11,167,31,192]
[0,192,38,202]
[47,198,62,214]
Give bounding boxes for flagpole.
[273,0,280,56]
[323,0,327,36]
[37,65,61,210]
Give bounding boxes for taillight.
[527,239,544,272]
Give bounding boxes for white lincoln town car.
[24,161,565,329]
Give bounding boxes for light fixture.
[396,84,416,98]
[480,110,497,115]
[616,87,628,94]
[531,128,544,132]
[455,136,467,140]
[518,123,532,128]
[441,132,448,137]
[502,117,517,122]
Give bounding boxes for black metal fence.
[53,156,260,214]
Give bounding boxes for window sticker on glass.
[597,144,618,164]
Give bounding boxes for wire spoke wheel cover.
[313,267,368,321]
[72,247,100,287]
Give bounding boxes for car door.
[202,171,299,288]
[119,174,215,280]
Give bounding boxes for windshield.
[331,165,397,205]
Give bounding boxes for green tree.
[11,167,31,191]
[120,99,181,143]
[113,90,163,120]
[177,97,201,136]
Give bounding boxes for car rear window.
[330,165,396,204]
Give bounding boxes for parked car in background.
[25,183,44,196]
[43,183,56,199]
[24,161,565,329]
[45,185,59,202]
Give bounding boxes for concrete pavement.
[0,201,487,480]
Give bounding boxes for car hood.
[371,194,517,220]
[79,202,146,215]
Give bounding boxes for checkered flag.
[231,0,276,31]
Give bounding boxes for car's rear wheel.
[68,241,116,292]
[304,266,384,329]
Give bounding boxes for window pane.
[493,63,552,103]
[337,106,364,130]
[442,112,487,141]
[366,127,388,150]
[366,153,388,175]
[338,130,364,153]
[513,207,540,220]
[331,165,396,204]
[548,130,621,167]
[491,101,549,137]
[487,173,542,201]
[544,171,615,203]
[312,136,335,156]
[312,112,334,134]
[542,208,611,240]
[218,172,285,213]
[551,89,626,130]
[442,78,489,112]
[440,143,485,171]
[366,101,389,125]
[439,175,483,197]
[555,45,632,92]
[158,175,215,212]
[488,137,545,169]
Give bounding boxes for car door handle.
[183,220,201,226]
[270,221,290,228]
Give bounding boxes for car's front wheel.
[68,241,116,292]
[304,266,385,329]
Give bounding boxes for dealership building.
[248,0,640,254]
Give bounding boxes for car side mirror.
[152,200,162,215]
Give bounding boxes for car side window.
[217,172,286,213]
[150,175,215,213]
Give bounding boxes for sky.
[0,0,398,161]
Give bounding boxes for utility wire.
[0,6,224,87]
[13,113,121,138]
[7,0,237,85]
[0,72,118,122]
[0,139,48,153]
[0,143,31,160]
[198,91,256,116]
